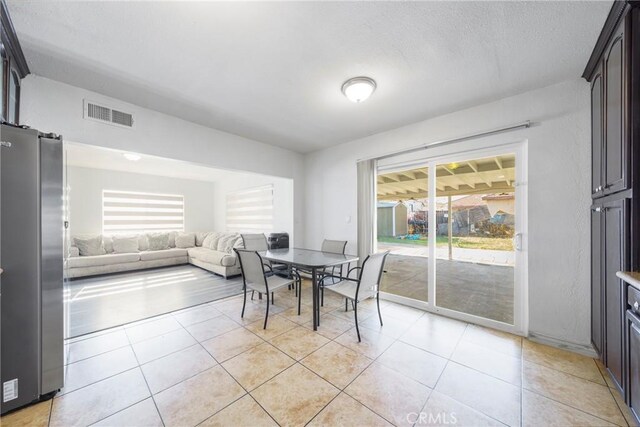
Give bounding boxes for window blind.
[102,190,185,234]
[226,184,274,233]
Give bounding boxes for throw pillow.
[168,231,177,248]
[217,234,240,253]
[138,234,149,251]
[175,232,196,248]
[148,233,170,251]
[195,231,210,247]
[73,236,106,256]
[103,236,114,253]
[202,232,222,250]
[112,235,140,254]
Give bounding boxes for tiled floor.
[2,281,636,427]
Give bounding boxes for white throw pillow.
[73,236,106,256]
[195,231,210,247]
[217,234,240,253]
[138,234,149,251]
[148,233,170,251]
[202,232,222,250]
[175,232,196,248]
[168,231,177,248]
[112,235,140,254]
[103,236,114,253]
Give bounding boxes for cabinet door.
[592,205,604,355]
[626,310,640,424]
[604,198,629,391]
[604,23,628,195]
[591,64,604,197]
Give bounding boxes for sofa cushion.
[138,234,149,251]
[103,236,114,253]
[73,236,106,256]
[148,233,170,251]
[217,234,240,253]
[140,248,188,261]
[188,247,236,267]
[202,232,222,250]
[175,232,196,248]
[69,246,80,258]
[195,231,210,247]
[112,235,140,254]
[68,253,140,268]
[168,231,177,248]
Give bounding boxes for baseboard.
[528,331,598,358]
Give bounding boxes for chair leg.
[241,288,247,318]
[321,286,324,307]
[271,292,274,305]
[345,298,348,312]
[297,280,302,316]
[259,292,263,300]
[354,300,361,342]
[264,292,270,329]
[377,293,383,326]
[251,290,255,301]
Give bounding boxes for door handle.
[513,233,523,251]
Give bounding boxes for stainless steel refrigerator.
[0,123,64,414]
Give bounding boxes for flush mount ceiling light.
[341,76,377,103]
[123,153,141,162]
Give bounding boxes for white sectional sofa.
[68,231,243,279]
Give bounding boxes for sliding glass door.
[376,143,525,333]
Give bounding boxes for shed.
[377,202,408,237]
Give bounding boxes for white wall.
[20,75,306,245]
[304,79,592,349]
[67,166,216,236]
[212,175,294,240]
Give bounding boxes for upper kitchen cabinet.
[587,4,632,198]
[0,0,29,125]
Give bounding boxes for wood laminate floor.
[66,265,243,338]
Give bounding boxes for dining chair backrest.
[321,239,347,254]
[242,234,268,251]
[357,251,389,296]
[234,249,267,288]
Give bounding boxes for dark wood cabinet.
[604,198,628,391]
[586,2,640,422]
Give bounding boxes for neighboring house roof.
[482,193,514,201]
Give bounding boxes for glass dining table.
[260,248,359,330]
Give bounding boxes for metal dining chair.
[234,249,301,329]
[320,251,389,342]
[241,233,295,300]
[319,239,348,306]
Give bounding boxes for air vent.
[84,100,134,128]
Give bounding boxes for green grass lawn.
[377,235,514,251]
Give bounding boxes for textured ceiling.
[8,1,610,153]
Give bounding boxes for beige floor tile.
[596,359,618,389]
[125,316,182,343]
[308,392,392,427]
[252,364,339,426]
[377,341,448,388]
[335,327,396,359]
[141,344,217,393]
[610,385,639,427]
[66,329,130,363]
[360,314,413,339]
[330,305,375,322]
[451,340,522,386]
[50,368,150,427]
[201,327,264,362]
[522,361,626,426]
[522,389,616,427]
[154,366,245,427]
[221,301,275,325]
[0,400,51,427]
[245,314,298,340]
[345,362,431,427]
[420,391,504,427]
[461,324,522,358]
[279,304,312,324]
[399,314,467,358]
[131,328,197,364]
[222,343,295,390]
[172,304,224,327]
[381,303,425,322]
[184,315,241,342]
[302,314,354,340]
[61,346,138,395]
[301,341,373,389]
[435,362,520,426]
[200,394,277,427]
[270,326,330,360]
[93,398,163,427]
[523,340,605,385]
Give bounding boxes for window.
[8,68,19,124]
[226,184,274,233]
[102,190,184,235]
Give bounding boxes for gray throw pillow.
[73,236,106,256]
[148,233,170,251]
[175,232,196,248]
[112,235,140,254]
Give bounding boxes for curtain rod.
[357,120,531,163]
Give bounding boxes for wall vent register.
[102,190,184,235]
[84,100,134,128]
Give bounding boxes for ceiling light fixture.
[123,153,141,162]
[341,76,377,103]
